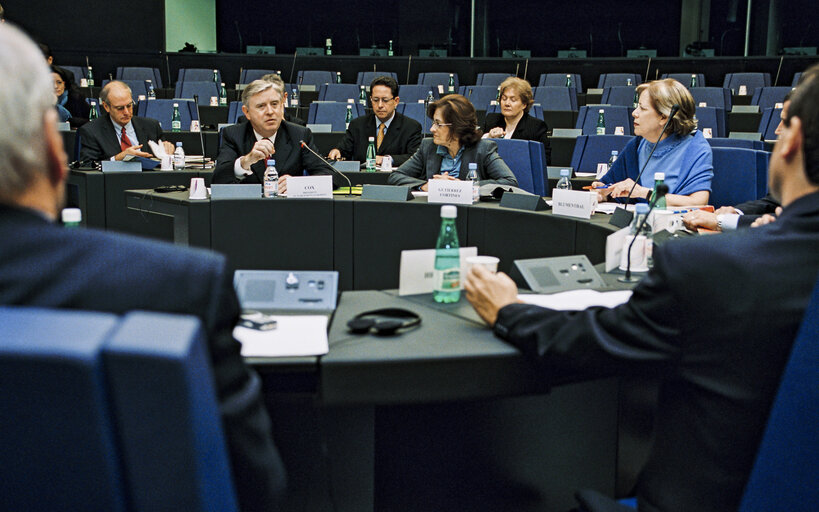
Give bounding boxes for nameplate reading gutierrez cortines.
[428,179,473,205]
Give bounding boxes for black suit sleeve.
[77,122,108,163]
[300,128,333,176]
[213,128,246,184]
[206,260,286,511]
[390,124,423,167]
[735,193,780,216]
[334,128,356,160]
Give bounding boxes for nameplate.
[499,192,548,211]
[552,189,597,219]
[331,160,361,172]
[287,175,333,199]
[398,246,478,296]
[428,179,474,205]
[362,184,413,201]
[210,184,261,199]
[101,160,142,173]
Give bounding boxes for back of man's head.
[0,24,55,201]
[787,75,819,184]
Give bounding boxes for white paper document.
[234,315,329,357]
[519,289,633,311]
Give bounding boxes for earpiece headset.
[347,308,421,336]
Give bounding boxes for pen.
[582,185,610,190]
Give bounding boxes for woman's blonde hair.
[636,78,697,136]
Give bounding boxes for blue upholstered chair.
[239,69,280,84]
[418,72,460,92]
[137,98,198,131]
[690,87,733,110]
[356,71,399,86]
[459,85,501,111]
[539,73,583,94]
[660,73,706,87]
[116,67,164,88]
[174,81,221,105]
[710,147,762,208]
[707,137,765,151]
[695,106,728,138]
[475,73,514,87]
[485,103,545,121]
[307,102,365,132]
[596,73,641,88]
[600,86,638,107]
[575,106,634,136]
[61,65,86,85]
[397,102,432,133]
[491,138,546,195]
[758,107,783,141]
[177,68,222,85]
[102,78,150,99]
[534,86,578,111]
[792,72,802,86]
[296,70,337,88]
[318,83,363,103]
[398,84,440,104]
[569,135,635,174]
[751,86,794,110]
[723,72,771,96]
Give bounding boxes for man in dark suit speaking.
[212,79,331,194]
[77,80,174,162]
[0,24,285,511]
[465,73,819,512]
[327,75,422,167]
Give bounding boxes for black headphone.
[347,308,421,336]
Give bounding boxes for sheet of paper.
[594,203,638,215]
[147,139,166,157]
[234,315,328,357]
[519,289,633,311]
[575,172,597,177]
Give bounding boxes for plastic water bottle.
[219,82,228,105]
[264,159,279,197]
[426,90,434,104]
[365,137,377,171]
[467,163,479,203]
[388,40,394,56]
[61,208,82,228]
[359,85,367,106]
[89,100,98,120]
[608,150,619,171]
[628,203,653,269]
[173,142,185,170]
[556,168,572,190]
[633,90,639,108]
[596,109,605,135]
[433,205,461,303]
[146,80,156,100]
[336,71,342,84]
[652,172,666,209]
[212,69,219,83]
[345,104,353,129]
[448,73,455,93]
[86,66,94,87]
[626,77,632,86]
[325,38,333,56]
[291,88,299,108]
[566,74,572,87]
[171,102,181,132]
[690,74,698,88]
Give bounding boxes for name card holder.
[101,160,142,173]
[552,189,597,219]
[362,184,413,201]
[499,192,548,211]
[210,184,262,199]
[428,179,473,205]
[286,175,333,199]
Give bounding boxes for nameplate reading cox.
[428,179,473,205]
[286,175,333,199]
[552,189,597,219]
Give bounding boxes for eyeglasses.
[107,102,135,112]
[431,121,452,128]
[371,97,395,104]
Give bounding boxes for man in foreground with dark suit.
[77,80,174,162]
[0,24,285,511]
[327,75,422,167]
[212,79,331,193]
[465,75,819,512]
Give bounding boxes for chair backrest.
[738,275,819,512]
[0,308,238,512]
[318,83,363,103]
[227,101,244,124]
[492,138,540,195]
[61,65,86,85]
[569,134,635,174]
[459,85,501,111]
[528,140,548,196]
[307,102,365,131]
[723,72,771,96]
[296,70,337,88]
[239,69,279,84]
[758,107,783,141]
[792,72,802,86]
[475,73,513,87]
[398,84,440,104]
[177,68,222,85]
[707,137,765,151]
[485,103,545,121]
[751,86,793,110]
[116,67,163,88]
[417,72,459,91]
[600,86,638,107]
[356,71,398,86]
[596,73,641,88]
[754,149,770,198]
[709,147,760,208]
[575,106,633,135]
[660,73,706,87]
[398,102,432,133]
[102,79,149,99]
[137,99,199,131]
[690,87,733,110]
[534,86,578,111]
[539,73,583,93]
[174,81,221,105]
[696,106,727,138]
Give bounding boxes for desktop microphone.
[618,184,668,283]
[299,140,354,196]
[192,95,207,170]
[610,104,680,228]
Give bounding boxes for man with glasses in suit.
[77,80,173,162]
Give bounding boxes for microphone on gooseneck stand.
[619,184,668,283]
[299,140,353,197]
[192,95,207,170]
[610,104,680,228]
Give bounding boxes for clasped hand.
[593,178,649,202]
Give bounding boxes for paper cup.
[189,177,207,199]
[466,255,499,273]
[160,155,173,170]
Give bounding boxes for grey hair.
[100,80,133,105]
[260,73,286,97]
[241,79,279,107]
[0,23,56,200]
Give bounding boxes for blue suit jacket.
[0,204,286,512]
[494,191,819,512]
